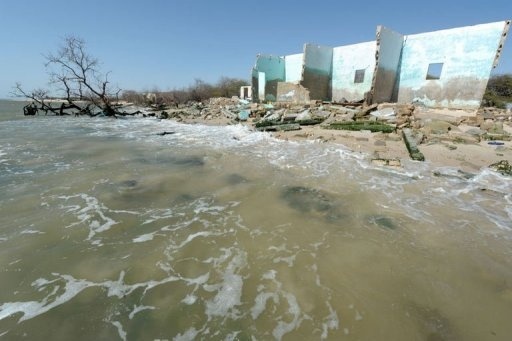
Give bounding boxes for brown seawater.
[0,100,511,340]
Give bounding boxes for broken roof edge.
[376,25,404,38]
[254,53,285,60]
[253,54,285,69]
[402,20,510,38]
[493,20,510,68]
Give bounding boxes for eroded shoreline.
[165,98,512,175]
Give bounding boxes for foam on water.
[2,114,512,339]
[0,270,186,323]
[107,321,127,341]
[55,193,139,242]
[204,250,246,319]
[173,327,201,341]
[251,292,279,319]
[0,274,94,322]
[128,305,155,319]
[132,231,159,243]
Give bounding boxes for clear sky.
[1,0,511,99]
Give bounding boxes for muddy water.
[0,101,511,340]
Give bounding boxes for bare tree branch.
[14,35,122,117]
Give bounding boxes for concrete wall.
[252,20,509,107]
[397,21,510,109]
[331,41,376,102]
[370,26,404,103]
[285,53,303,83]
[300,44,333,101]
[253,55,285,101]
[251,68,259,101]
[276,82,310,103]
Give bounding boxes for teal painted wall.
[397,21,509,108]
[285,53,303,83]
[252,21,508,107]
[255,55,285,81]
[254,55,285,101]
[331,41,376,102]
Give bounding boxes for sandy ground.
[273,126,511,173]
[181,116,511,174]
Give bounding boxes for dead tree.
[12,36,121,117]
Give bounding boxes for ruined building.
[251,20,510,109]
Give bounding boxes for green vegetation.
[482,133,511,141]
[326,121,395,133]
[122,77,249,106]
[256,123,301,132]
[402,128,425,161]
[254,119,280,128]
[482,74,512,108]
[489,160,512,176]
[295,118,325,126]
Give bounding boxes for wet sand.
[181,114,512,174]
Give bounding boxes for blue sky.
[0,0,511,99]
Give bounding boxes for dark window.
[426,63,443,80]
[354,69,365,83]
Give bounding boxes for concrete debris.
[371,158,401,168]
[131,96,511,164]
[489,160,512,176]
[402,128,425,161]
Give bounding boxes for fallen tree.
[12,36,125,117]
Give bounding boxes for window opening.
[354,69,365,83]
[426,63,443,80]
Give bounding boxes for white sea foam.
[108,320,127,341]
[174,327,201,341]
[0,271,184,323]
[272,292,303,340]
[132,232,158,243]
[321,302,339,339]
[206,273,243,318]
[174,231,214,249]
[184,272,210,286]
[0,275,93,322]
[273,255,296,267]
[128,305,155,319]
[251,292,279,319]
[20,229,44,235]
[182,294,197,305]
[55,193,139,241]
[205,250,246,319]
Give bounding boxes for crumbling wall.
[300,44,333,101]
[276,82,310,103]
[285,53,303,83]
[251,68,259,101]
[370,26,404,103]
[331,41,376,102]
[397,21,510,109]
[253,55,285,102]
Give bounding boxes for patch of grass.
[326,121,395,133]
[254,119,280,128]
[296,118,325,126]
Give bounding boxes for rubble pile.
[145,97,511,171]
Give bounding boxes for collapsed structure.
[251,20,510,109]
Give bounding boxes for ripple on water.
[1,117,512,339]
